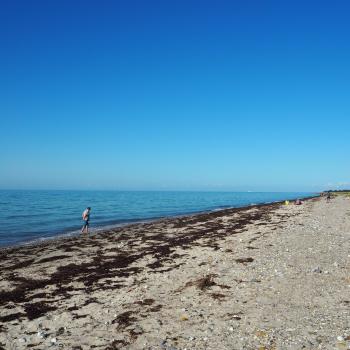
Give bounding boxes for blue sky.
[1,0,349,191]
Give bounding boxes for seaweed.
[112,311,137,330]
[23,302,57,320]
[235,257,254,264]
[35,255,70,264]
[0,312,25,322]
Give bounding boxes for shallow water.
[0,190,316,247]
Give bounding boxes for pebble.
[37,331,46,339]
[133,325,143,334]
[18,337,26,343]
[312,267,322,273]
[50,337,57,344]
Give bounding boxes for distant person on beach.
[326,193,331,202]
[295,199,302,205]
[81,207,91,234]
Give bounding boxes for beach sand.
[0,196,349,350]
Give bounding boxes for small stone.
[337,336,344,341]
[56,327,65,336]
[18,337,26,343]
[37,331,46,339]
[133,325,143,334]
[312,267,322,273]
[50,337,57,344]
[229,327,234,332]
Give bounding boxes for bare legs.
[81,223,89,234]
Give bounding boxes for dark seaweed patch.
[112,311,137,330]
[24,302,57,320]
[105,339,129,349]
[0,312,25,322]
[35,255,70,264]
[217,284,231,289]
[5,259,35,271]
[148,304,162,312]
[72,314,88,319]
[211,293,226,300]
[134,298,154,306]
[180,274,217,292]
[235,257,254,264]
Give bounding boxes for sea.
[0,190,316,247]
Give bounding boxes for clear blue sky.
[1,0,349,191]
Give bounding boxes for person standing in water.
[81,207,91,234]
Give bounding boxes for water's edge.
[0,194,319,252]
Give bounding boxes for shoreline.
[0,194,318,252]
[2,194,348,349]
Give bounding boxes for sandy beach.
[0,195,349,350]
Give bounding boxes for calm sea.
[0,190,316,247]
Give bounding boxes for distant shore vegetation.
[325,190,350,196]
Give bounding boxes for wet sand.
[1,195,349,350]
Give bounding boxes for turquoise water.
[0,190,316,247]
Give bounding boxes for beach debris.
[211,292,226,300]
[56,327,65,336]
[111,311,136,329]
[232,314,242,320]
[255,330,268,338]
[312,266,322,273]
[160,339,178,350]
[37,330,47,339]
[235,257,254,264]
[132,324,143,334]
[178,274,217,292]
[180,314,188,321]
